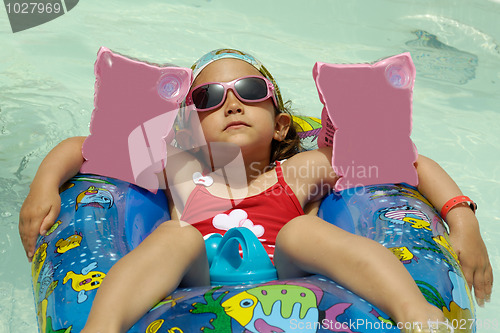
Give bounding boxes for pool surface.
[1,0,499,331]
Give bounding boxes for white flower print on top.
[212,209,265,237]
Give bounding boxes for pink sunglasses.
[185,75,278,112]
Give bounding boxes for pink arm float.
[313,53,418,191]
[81,49,417,192]
[81,47,192,191]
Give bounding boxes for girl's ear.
[175,129,200,152]
[274,113,291,141]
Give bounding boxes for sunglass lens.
[192,84,224,110]
[235,77,268,100]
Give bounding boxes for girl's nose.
[224,90,244,115]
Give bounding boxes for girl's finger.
[39,207,58,235]
[20,223,36,262]
[472,264,492,307]
[483,264,494,301]
[460,260,474,292]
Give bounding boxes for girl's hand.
[19,186,61,262]
[415,155,493,305]
[18,136,86,262]
[447,208,493,307]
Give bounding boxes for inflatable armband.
[317,107,336,147]
[313,53,418,190]
[81,47,192,191]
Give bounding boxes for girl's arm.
[19,136,86,262]
[283,147,339,207]
[415,154,493,305]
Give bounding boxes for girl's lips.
[224,121,249,130]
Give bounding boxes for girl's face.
[188,58,289,162]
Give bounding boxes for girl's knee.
[275,216,317,278]
[152,220,206,252]
[276,215,313,252]
[276,215,349,256]
[278,215,321,238]
[156,220,201,237]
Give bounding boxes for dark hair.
[270,100,303,163]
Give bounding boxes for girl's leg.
[82,220,209,333]
[274,215,446,331]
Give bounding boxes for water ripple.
[406,30,478,85]
[404,14,500,57]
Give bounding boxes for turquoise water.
[1,0,499,331]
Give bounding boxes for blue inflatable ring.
[31,174,475,333]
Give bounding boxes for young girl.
[19,49,492,332]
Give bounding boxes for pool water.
[1,0,499,331]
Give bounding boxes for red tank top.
[180,161,304,258]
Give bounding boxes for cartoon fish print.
[221,282,355,333]
[55,232,83,254]
[63,262,105,303]
[75,186,114,210]
[63,270,105,292]
[389,246,418,264]
[433,235,459,262]
[59,182,75,193]
[35,261,60,305]
[150,295,185,311]
[368,184,432,207]
[378,205,432,231]
[38,299,72,333]
[369,308,395,326]
[32,242,48,287]
[146,321,183,333]
[70,176,114,185]
[45,220,63,236]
